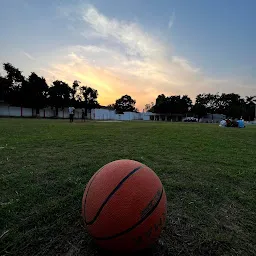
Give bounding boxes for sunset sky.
[0,0,255,110]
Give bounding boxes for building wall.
[0,106,33,117]
[0,105,153,121]
[22,107,33,117]
[143,112,152,121]
[91,109,116,120]
[39,108,55,118]
[0,105,11,116]
[200,114,226,123]
[90,109,145,121]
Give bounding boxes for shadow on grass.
[76,239,169,256]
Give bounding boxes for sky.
[0,0,255,110]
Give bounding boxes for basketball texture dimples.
[82,159,167,252]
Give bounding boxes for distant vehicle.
[183,117,198,122]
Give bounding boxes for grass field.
[0,119,256,256]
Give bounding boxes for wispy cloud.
[168,10,176,29]
[39,4,254,110]
[22,51,35,60]
[82,5,164,59]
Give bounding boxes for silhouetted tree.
[195,93,219,114]
[24,72,49,112]
[80,86,99,115]
[0,75,10,102]
[152,94,192,114]
[48,80,72,116]
[2,63,25,106]
[244,96,256,121]
[114,95,136,113]
[106,104,115,110]
[71,80,80,107]
[191,103,207,120]
[180,95,193,114]
[1,62,255,121]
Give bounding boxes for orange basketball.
[81,159,167,252]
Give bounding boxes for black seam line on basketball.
[85,166,143,225]
[92,186,164,240]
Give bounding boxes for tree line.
[146,93,255,120]
[0,62,255,120]
[0,63,137,116]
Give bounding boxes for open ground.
[0,119,255,255]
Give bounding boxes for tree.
[106,104,115,110]
[244,96,256,121]
[218,93,244,118]
[0,75,10,102]
[2,63,25,106]
[114,95,136,113]
[3,63,24,83]
[193,93,222,121]
[195,93,220,114]
[191,103,207,120]
[2,61,256,122]
[24,72,49,112]
[193,93,254,120]
[152,94,192,115]
[71,80,80,106]
[180,95,193,114]
[245,96,256,105]
[80,86,99,115]
[48,80,72,116]
[153,94,167,113]
[144,102,154,112]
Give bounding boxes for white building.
[90,108,152,121]
[91,109,116,120]
[0,104,154,121]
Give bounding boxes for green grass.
[0,119,256,256]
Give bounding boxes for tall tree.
[153,94,167,113]
[71,80,80,106]
[80,86,99,115]
[114,95,136,113]
[0,75,10,102]
[180,95,193,114]
[218,93,243,118]
[48,80,72,116]
[24,72,49,112]
[191,103,207,120]
[244,96,256,121]
[152,94,192,114]
[3,63,24,83]
[195,93,220,114]
[2,63,25,106]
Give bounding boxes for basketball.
[81,159,167,252]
